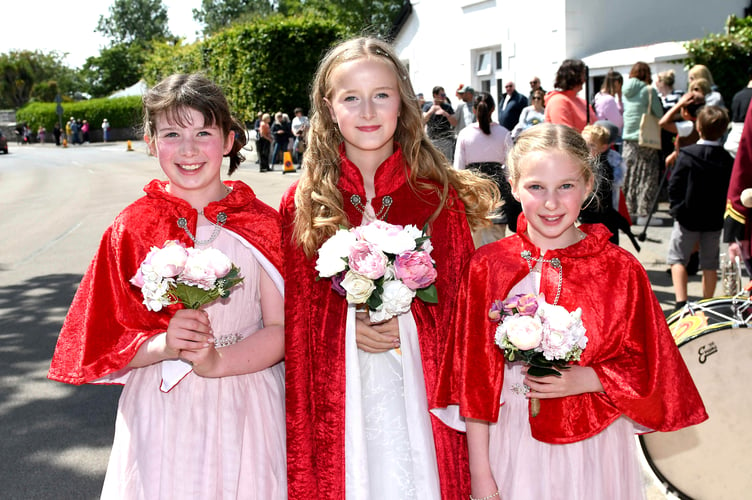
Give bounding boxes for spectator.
[416,92,425,110]
[81,120,90,143]
[53,122,62,146]
[270,111,291,169]
[102,119,110,142]
[621,61,664,223]
[37,125,46,144]
[423,85,457,160]
[257,113,272,172]
[528,76,546,102]
[593,70,624,134]
[688,64,725,108]
[659,80,710,167]
[498,81,528,131]
[453,91,513,245]
[668,106,733,310]
[725,66,752,158]
[291,107,310,168]
[544,59,595,132]
[511,89,546,139]
[453,85,476,134]
[656,70,685,161]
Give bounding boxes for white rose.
[370,280,416,322]
[341,270,375,304]
[316,229,357,277]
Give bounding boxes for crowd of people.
[47,35,752,499]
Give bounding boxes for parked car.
[0,131,7,154]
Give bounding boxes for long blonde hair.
[293,36,498,257]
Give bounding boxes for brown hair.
[696,105,729,141]
[629,62,652,83]
[142,73,246,174]
[293,36,499,257]
[554,59,586,91]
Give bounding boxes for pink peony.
[150,241,188,278]
[502,315,543,350]
[348,240,388,279]
[393,250,437,290]
[179,247,232,290]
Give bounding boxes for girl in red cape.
[434,124,707,500]
[48,74,287,498]
[280,37,498,499]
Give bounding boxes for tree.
[80,44,147,98]
[0,50,81,108]
[297,0,405,39]
[96,0,173,45]
[684,15,752,98]
[193,0,274,35]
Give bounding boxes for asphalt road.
[0,141,711,498]
[0,141,301,499]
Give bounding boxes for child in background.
[280,37,498,499]
[668,105,733,310]
[434,123,707,500]
[48,74,287,498]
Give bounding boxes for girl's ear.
[510,181,520,201]
[323,97,337,124]
[224,131,235,155]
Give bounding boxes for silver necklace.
[350,194,393,220]
[177,211,227,246]
[521,250,562,305]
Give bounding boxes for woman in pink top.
[594,69,624,134]
[544,59,595,132]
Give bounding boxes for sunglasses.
[530,81,539,85]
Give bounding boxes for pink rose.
[348,241,388,279]
[502,315,543,350]
[150,241,188,278]
[179,247,232,290]
[393,250,437,290]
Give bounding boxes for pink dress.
[101,217,286,499]
[487,272,645,500]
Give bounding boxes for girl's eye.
[163,132,178,138]
[376,92,390,99]
[344,96,358,102]
[198,130,211,137]
[561,183,574,190]
[527,184,542,191]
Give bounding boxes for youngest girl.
[434,123,707,500]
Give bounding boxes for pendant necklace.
[350,194,393,220]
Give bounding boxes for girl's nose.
[180,136,198,155]
[361,100,375,119]
[544,193,558,210]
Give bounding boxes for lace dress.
[101,217,286,499]
[344,202,442,499]
[488,271,645,500]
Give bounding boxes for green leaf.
[416,284,438,303]
[527,366,562,377]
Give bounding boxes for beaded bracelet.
[469,490,500,500]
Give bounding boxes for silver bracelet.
[469,491,500,500]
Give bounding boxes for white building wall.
[394,0,749,107]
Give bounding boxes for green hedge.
[143,15,348,123]
[16,95,142,133]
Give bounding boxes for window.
[476,51,492,76]
[495,50,502,70]
[481,80,491,93]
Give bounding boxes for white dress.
[100,218,286,499]
[344,204,442,500]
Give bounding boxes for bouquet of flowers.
[316,220,438,323]
[489,293,588,416]
[130,240,244,311]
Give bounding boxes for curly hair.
[293,36,499,257]
[554,59,587,91]
[142,73,246,175]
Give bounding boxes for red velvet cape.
[280,147,473,499]
[48,180,283,385]
[724,103,752,246]
[435,215,708,444]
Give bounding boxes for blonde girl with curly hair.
[280,36,499,500]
